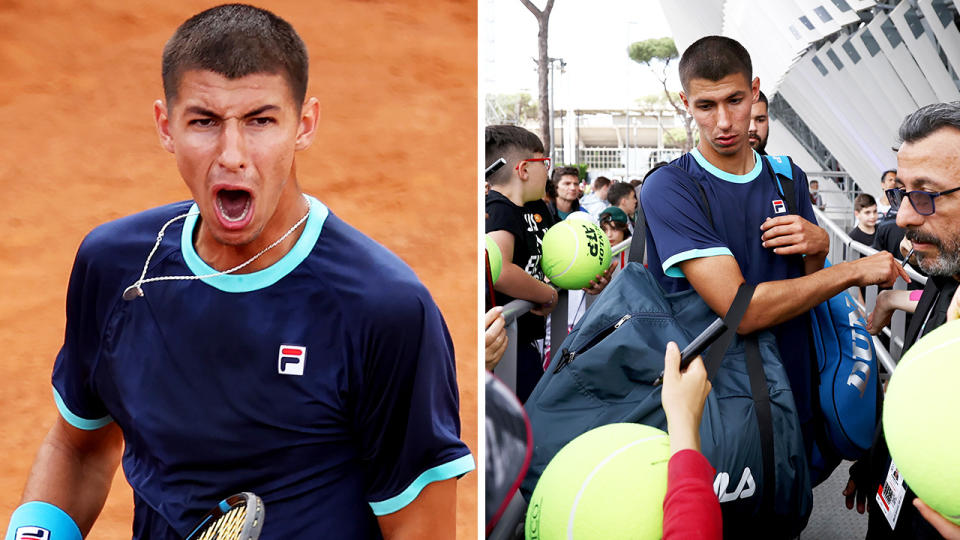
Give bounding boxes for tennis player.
[4,5,473,539]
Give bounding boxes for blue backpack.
[522,263,813,539]
[765,155,881,482]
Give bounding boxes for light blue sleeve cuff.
[368,454,476,516]
[53,387,113,430]
[662,247,734,278]
[5,501,82,540]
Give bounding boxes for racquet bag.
[522,262,812,539]
[767,156,882,484]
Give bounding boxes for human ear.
[295,97,320,151]
[154,100,175,154]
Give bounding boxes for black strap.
[746,336,777,518]
[903,278,940,352]
[628,196,647,264]
[704,283,755,380]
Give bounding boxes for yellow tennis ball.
[541,220,611,290]
[485,234,502,284]
[525,423,670,540]
[883,318,960,525]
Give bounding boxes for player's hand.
[661,342,711,454]
[485,307,508,371]
[582,264,615,296]
[915,498,960,539]
[760,215,829,257]
[851,251,911,288]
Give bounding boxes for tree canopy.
[627,37,678,66]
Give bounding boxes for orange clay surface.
[0,1,477,538]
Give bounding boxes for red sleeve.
[662,449,723,540]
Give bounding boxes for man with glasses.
[846,101,960,540]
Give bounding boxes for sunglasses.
[886,186,960,216]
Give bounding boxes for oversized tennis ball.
[525,423,670,540]
[565,210,599,226]
[883,318,960,525]
[541,220,611,290]
[485,234,503,284]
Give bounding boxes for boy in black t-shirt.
[849,193,878,248]
[485,125,558,401]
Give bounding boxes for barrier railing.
[491,211,919,392]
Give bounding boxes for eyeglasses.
[515,157,551,171]
[886,186,960,216]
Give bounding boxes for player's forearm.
[740,262,858,334]
[20,421,123,535]
[494,263,554,304]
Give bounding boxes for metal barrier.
[491,212,921,391]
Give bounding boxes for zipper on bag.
[553,313,633,373]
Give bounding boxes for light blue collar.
[691,148,762,184]
[180,194,328,293]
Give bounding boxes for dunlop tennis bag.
[522,262,812,538]
[766,155,881,481]
[807,267,881,481]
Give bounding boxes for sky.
[481,0,683,110]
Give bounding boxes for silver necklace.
[123,194,311,301]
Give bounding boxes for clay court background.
[0,1,477,538]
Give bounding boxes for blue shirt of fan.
[641,149,816,425]
[51,196,474,539]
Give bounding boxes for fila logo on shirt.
[15,527,50,540]
[772,199,786,214]
[278,345,306,376]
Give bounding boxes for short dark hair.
[679,36,752,92]
[854,193,877,212]
[552,166,580,186]
[898,101,960,144]
[162,4,309,106]
[880,169,897,183]
[607,182,635,206]
[593,176,611,190]
[485,125,545,186]
[757,90,768,106]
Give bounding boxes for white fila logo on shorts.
[15,527,50,540]
[772,199,786,214]
[278,345,306,376]
[714,467,757,502]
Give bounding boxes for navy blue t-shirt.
[641,149,816,424]
[52,196,474,539]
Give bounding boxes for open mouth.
[217,189,251,222]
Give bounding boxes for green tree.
[520,0,556,155]
[485,92,539,125]
[628,37,696,152]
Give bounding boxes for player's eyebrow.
[242,104,280,118]
[182,104,280,118]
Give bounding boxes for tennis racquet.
[183,492,265,540]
